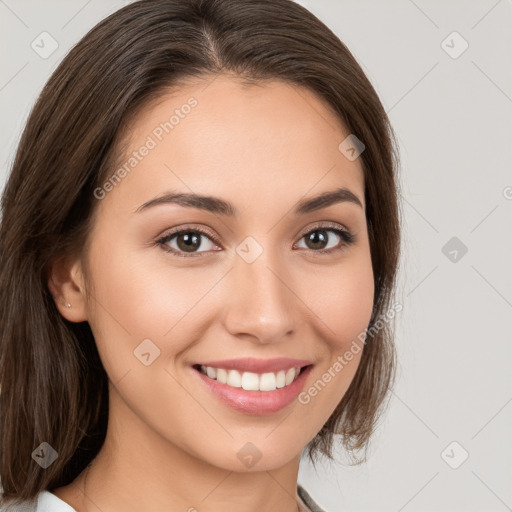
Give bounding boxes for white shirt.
[1,491,75,511]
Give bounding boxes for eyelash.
[156,223,355,259]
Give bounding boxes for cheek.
[292,250,374,423]
[327,274,374,349]
[301,250,375,352]
[83,233,199,377]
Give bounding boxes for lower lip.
[194,365,313,415]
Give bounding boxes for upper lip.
[193,357,313,373]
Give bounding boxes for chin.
[181,427,312,473]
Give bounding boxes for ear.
[47,254,89,322]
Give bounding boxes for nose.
[222,250,298,345]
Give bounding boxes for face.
[66,75,374,471]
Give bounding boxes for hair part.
[0,0,400,503]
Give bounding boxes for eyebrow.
[134,186,363,216]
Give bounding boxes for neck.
[55,385,303,512]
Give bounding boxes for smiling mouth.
[192,364,312,392]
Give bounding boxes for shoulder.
[0,491,77,512]
[297,484,326,512]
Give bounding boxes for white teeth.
[285,368,296,386]
[198,365,303,391]
[260,372,277,391]
[216,368,227,384]
[276,370,286,388]
[227,369,242,388]
[241,371,259,390]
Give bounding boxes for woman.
[0,1,401,510]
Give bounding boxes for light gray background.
[1,1,511,511]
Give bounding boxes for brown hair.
[0,0,400,503]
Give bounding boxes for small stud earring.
[66,303,72,308]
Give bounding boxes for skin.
[48,74,374,512]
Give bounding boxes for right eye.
[156,227,222,258]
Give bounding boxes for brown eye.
[304,230,329,250]
[156,224,355,258]
[296,226,355,253]
[175,231,202,253]
[157,228,220,257]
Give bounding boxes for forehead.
[101,75,365,215]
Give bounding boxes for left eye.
[294,227,354,252]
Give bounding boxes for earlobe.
[46,255,88,322]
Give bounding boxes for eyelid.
[158,224,219,243]
[156,221,355,257]
[155,224,221,258]
[297,220,351,238]
[295,221,355,251]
